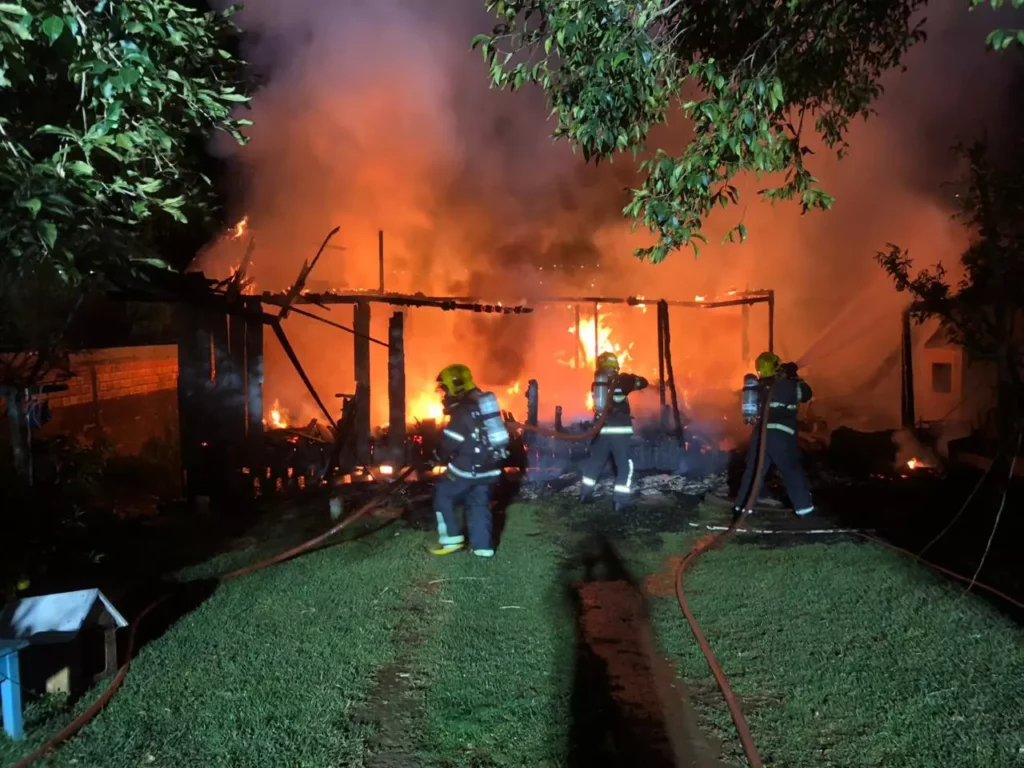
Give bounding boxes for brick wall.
[45,345,178,408]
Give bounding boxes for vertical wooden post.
[767,290,776,355]
[657,303,667,430]
[554,405,563,432]
[901,308,916,428]
[388,311,406,462]
[526,379,539,426]
[353,300,371,466]
[593,302,600,361]
[660,301,685,447]
[378,230,385,293]
[244,313,264,439]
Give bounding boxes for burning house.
[155,220,779,502]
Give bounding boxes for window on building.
[931,362,953,394]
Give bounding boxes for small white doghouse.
[0,589,127,740]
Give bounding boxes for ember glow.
[906,457,927,470]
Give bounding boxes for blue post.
[0,639,28,741]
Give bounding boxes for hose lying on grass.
[672,382,776,768]
[11,466,417,768]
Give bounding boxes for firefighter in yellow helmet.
[579,351,649,511]
[734,351,815,517]
[430,364,510,557]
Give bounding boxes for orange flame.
[906,457,928,470]
[231,216,249,240]
[265,399,289,429]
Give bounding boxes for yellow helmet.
[755,351,781,378]
[436,364,476,396]
[596,352,619,372]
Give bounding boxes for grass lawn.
[3,496,1021,768]
[618,508,1024,768]
[0,516,433,768]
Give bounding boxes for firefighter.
[734,351,815,517]
[579,352,649,511]
[430,363,510,558]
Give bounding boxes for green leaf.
[41,15,64,44]
[0,4,28,16]
[37,220,58,249]
[20,198,41,217]
[218,92,249,102]
[68,161,95,176]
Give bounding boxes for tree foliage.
[472,0,927,261]
[876,140,1024,433]
[971,0,1024,50]
[0,0,251,286]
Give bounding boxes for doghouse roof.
[0,589,127,645]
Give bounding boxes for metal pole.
[767,290,775,354]
[378,230,385,293]
[593,302,600,361]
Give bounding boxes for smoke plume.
[198,0,1023,431]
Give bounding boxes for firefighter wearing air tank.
[431,364,510,558]
[735,352,815,517]
[579,352,649,510]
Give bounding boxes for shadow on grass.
[560,534,723,768]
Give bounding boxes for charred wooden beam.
[259,291,772,310]
[283,305,389,348]
[388,311,406,460]
[526,379,539,426]
[279,225,341,321]
[659,301,686,446]
[353,300,371,466]
[270,321,337,429]
[378,230,385,293]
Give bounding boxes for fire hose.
[673,382,776,768]
[509,396,613,441]
[11,466,417,768]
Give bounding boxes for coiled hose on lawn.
[11,466,417,768]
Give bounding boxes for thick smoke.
[200,0,1022,430]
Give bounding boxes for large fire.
[561,308,634,371]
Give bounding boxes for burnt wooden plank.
[387,311,406,463]
[353,300,371,466]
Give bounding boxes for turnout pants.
[735,427,814,515]
[580,432,635,505]
[434,474,495,550]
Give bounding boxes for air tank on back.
[592,369,612,415]
[741,373,760,424]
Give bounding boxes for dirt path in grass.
[352,580,435,768]
[570,576,731,768]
